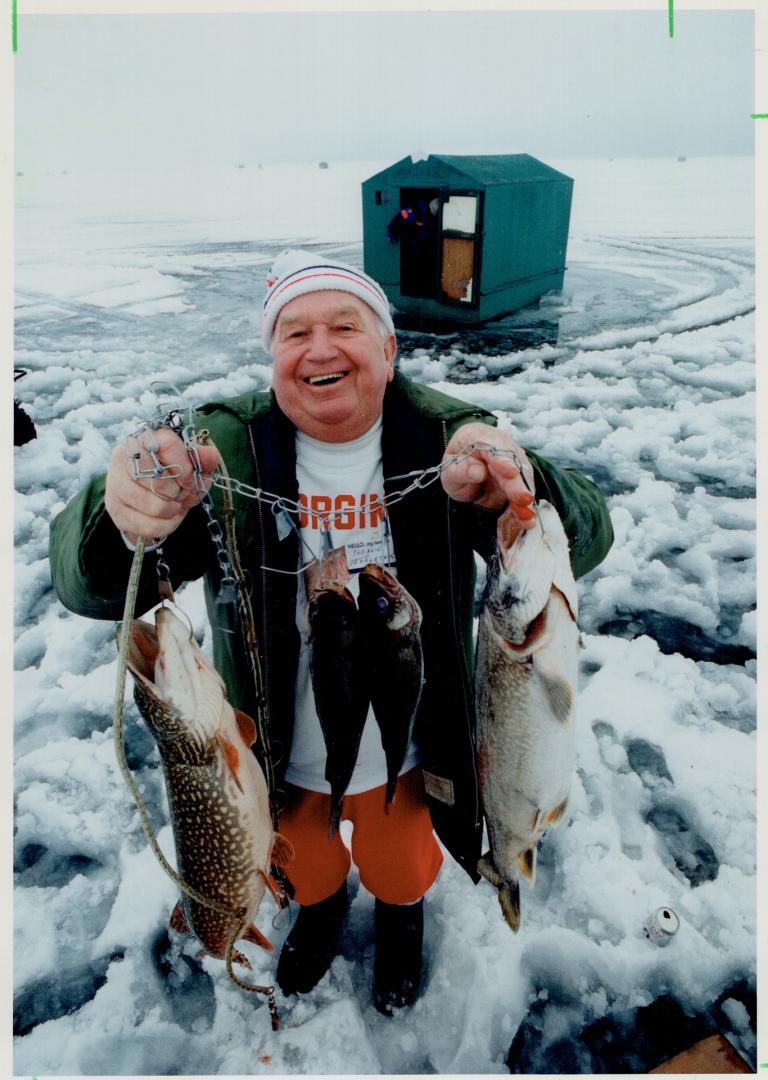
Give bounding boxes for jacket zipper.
[442,420,481,837]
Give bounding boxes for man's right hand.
[104,427,222,545]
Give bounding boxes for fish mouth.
[360,563,397,589]
[497,506,526,568]
[126,619,159,683]
[304,371,349,386]
[360,563,399,603]
[308,580,356,615]
[314,580,355,598]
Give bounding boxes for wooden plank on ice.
[650,1033,752,1074]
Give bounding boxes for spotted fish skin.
[358,564,423,806]
[308,581,370,836]
[475,501,580,932]
[127,608,292,963]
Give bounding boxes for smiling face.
[271,290,397,442]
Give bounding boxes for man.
[50,250,613,1016]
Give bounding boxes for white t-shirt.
[285,416,420,794]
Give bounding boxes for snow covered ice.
[13,157,756,1074]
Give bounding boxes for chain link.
[128,405,536,549]
[205,441,532,533]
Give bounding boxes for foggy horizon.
[15,10,755,175]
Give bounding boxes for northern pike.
[126,606,293,966]
[358,564,423,806]
[475,500,580,932]
[308,578,370,836]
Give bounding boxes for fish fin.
[215,734,245,793]
[517,846,537,885]
[499,880,522,932]
[234,708,258,748]
[241,922,274,953]
[535,665,574,723]
[477,852,502,888]
[546,798,569,826]
[169,901,191,936]
[271,833,295,869]
[478,853,522,932]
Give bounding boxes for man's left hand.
[440,422,537,528]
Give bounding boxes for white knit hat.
[260,249,395,350]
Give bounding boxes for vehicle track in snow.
[396,235,754,369]
[562,237,754,350]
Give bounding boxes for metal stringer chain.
[206,441,538,535]
[195,427,276,818]
[158,408,278,810]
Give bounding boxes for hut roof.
[365,153,572,187]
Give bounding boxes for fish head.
[308,581,358,641]
[152,606,227,743]
[482,504,559,640]
[358,563,422,633]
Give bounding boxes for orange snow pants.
[279,767,443,906]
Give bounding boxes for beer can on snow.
[643,906,680,945]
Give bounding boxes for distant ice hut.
[362,154,573,326]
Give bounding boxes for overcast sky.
[15,9,755,172]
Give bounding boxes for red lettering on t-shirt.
[297,492,387,530]
[335,494,355,530]
[310,494,333,529]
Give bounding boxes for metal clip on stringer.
[128,428,184,488]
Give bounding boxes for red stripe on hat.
[265,271,387,317]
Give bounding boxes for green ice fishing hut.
[362,154,573,325]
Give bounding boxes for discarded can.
[644,906,680,945]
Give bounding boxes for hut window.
[442,195,478,235]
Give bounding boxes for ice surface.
[14,156,755,1074]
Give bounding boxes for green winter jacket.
[49,371,613,880]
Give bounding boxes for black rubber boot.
[373,898,424,1016]
[276,881,348,996]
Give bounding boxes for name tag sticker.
[346,538,394,572]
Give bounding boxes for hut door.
[440,193,480,303]
[397,187,440,299]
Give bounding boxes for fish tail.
[328,798,343,839]
[477,851,501,887]
[498,881,521,933]
[169,901,191,936]
[385,777,397,808]
[517,846,537,886]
